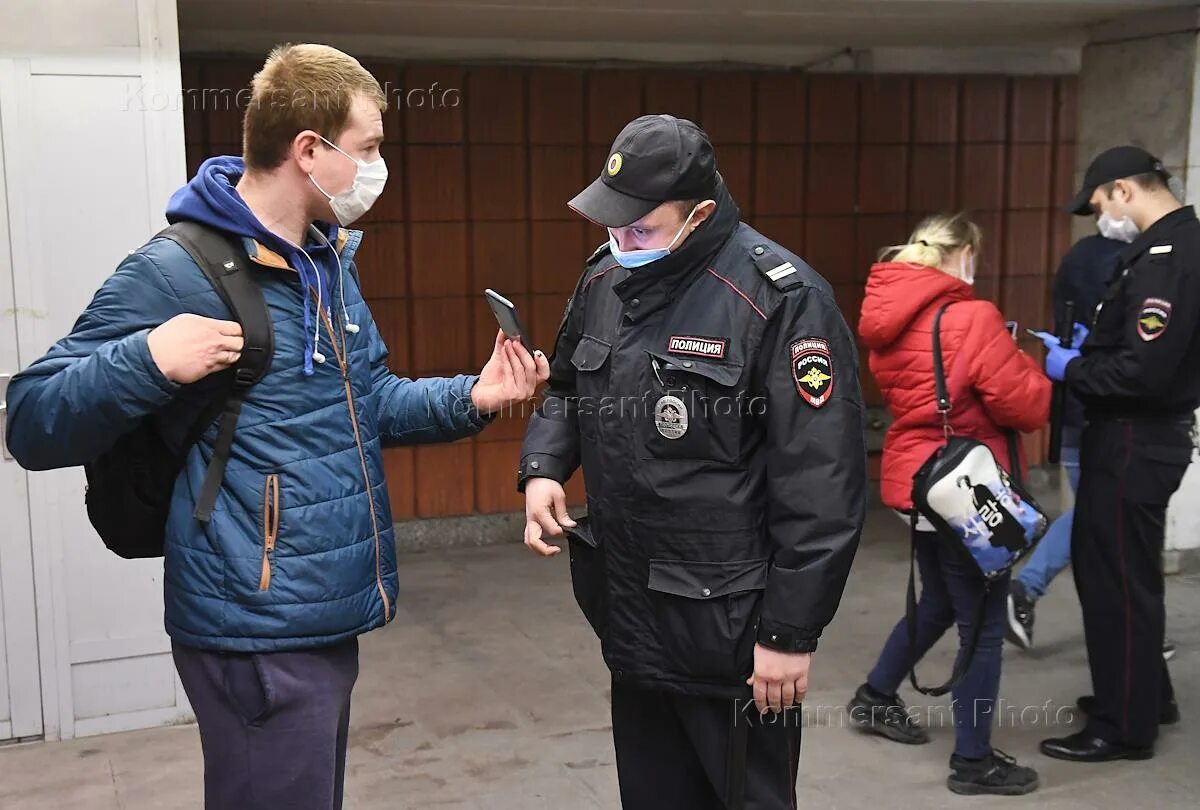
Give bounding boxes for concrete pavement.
[2,507,1197,808]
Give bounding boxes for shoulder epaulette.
[750,244,804,291]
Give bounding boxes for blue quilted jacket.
[5,157,489,652]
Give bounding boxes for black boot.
[947,749,1039,796]
[846,683,929,745]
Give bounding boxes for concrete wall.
[1077,31,1198,186]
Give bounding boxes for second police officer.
[1038,146,1197,763]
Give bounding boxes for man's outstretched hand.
[471,330,550,415]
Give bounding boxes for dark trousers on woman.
[866,530,1008,759]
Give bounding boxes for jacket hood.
[858,261,975,349]
[165,155,342,376]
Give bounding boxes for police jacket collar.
[612,179,740,321]
[1120,205,1195,265]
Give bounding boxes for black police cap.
[1066,145,1171,216]
[568,114,717,228]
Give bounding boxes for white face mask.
[960,252,976,286]
[1097,211,1140,243]
[309,136,388,226]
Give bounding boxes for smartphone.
[484,288,527,340]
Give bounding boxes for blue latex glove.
[1031,324,1089,351]
[1044,343,1080,381]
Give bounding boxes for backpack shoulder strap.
[154,221,274,523]
[156,222,274,385]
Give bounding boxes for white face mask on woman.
[960,252,976,286]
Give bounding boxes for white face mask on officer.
[1097,211,1140,243]
[309,135,388,226]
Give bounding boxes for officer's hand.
[523,477,575,557]
[1032,325,1089,351]
[147,314,244,384]
[1045,344,1081,382]
[747,645,810,715]
[471,330,551,415]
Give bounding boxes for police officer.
[1038,146,1196,762]
[518,115,866,809]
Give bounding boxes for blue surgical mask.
[608,205,701,269]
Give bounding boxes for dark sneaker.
[1163,638,1177,662]
[1005,580,1035,650]
[1077,695,1179,726]
[948,749,1039,796]
[847,683,929,745]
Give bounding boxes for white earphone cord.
[310,229,360,337]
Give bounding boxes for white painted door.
[0,96,44,743]
[0,0,192,740]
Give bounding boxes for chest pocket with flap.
[640,351,745,463]
[570,335,612,436]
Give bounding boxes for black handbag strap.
[905,513,993,696]
[1006,431,1024,488]
[931,304,953,435]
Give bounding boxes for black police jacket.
[519,183,867,698]
[1067,206,1200,423]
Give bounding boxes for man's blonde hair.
[243,43,386,171]
[880,212,983,270]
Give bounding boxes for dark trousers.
[867,530,1008,759]
[611,681,802,810]
[1072,419,1189,748]
[172,638,360,810]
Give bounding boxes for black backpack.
[84,221,274,559]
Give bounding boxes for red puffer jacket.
[859,261,1051,511]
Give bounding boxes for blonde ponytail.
[879,212,983,273]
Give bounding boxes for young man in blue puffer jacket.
[3,44,547,810]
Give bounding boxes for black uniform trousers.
[1072,418,1190,748]
[611,681,802,810]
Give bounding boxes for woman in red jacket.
[846,213,1051,797]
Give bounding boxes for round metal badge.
[654,395,689,439]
